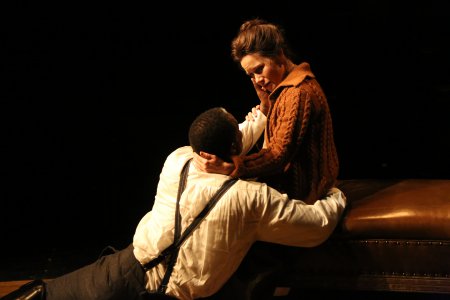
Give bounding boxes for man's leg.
[45,244,147,300]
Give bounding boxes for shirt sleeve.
[257,187,346,247]
[238,109,266,155]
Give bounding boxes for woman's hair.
[231,18,295,63]
[189,107,238,162]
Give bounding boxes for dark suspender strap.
[158,177,237,293]
[175,178,237,245]
[142,157,238,295]
[143,159,191,272]
[158,159,191,293]
[174,158,190,242]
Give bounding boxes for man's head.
[189,107,242,162]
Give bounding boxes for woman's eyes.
[254,66,264,75]
[247,66,264,78]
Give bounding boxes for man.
[3,107,346,300]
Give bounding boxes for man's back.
[133,146,346,300]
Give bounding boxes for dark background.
[1,1,450,254]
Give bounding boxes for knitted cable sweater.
[235,62,339,204]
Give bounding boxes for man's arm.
[239,106,266,155]
[257,187,346,247]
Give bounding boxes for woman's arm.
[192,105,266,175]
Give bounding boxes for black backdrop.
[2,1,450,250]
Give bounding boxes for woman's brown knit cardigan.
[233,62,339,204]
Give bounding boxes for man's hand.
[192,152,235,175]
[245,105,261,121]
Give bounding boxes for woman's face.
[240,53,286,93]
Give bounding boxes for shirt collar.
[270,62,315,99]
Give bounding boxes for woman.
[194,18,339,204]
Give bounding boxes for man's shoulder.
[163,146,194,171]
[167,146,193,160]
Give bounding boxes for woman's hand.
[192,151,235,175]
[251,78,270,115]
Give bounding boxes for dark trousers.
[45,244,150,300]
